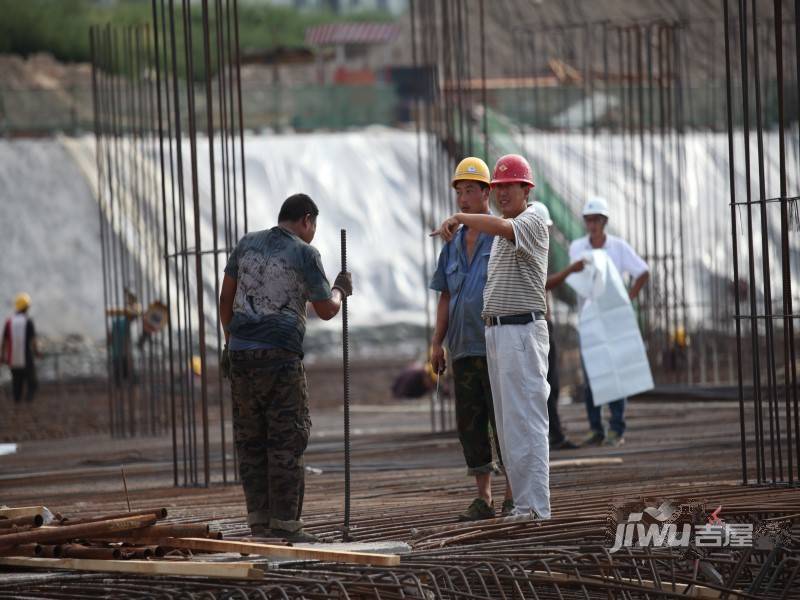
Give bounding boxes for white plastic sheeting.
[1,130,440,344]
[567,250,654,405]
[3,128,798,346]
[0,139,105,339]
[524,130,800,326]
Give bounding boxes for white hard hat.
[529,201,553,226]
[582,196,609,217]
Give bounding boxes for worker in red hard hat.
[432,154,552,520]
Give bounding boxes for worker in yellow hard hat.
[667,326,689,371]
[429,156,513,522]
[1,293,40,403]
[14,293,31,313]
[672,326,688,349]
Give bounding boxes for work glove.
[221,344,232,379]
[333,271,353,297]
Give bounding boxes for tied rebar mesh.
[89,0,248,487]
[409,5,800,400]
[723,0,800,487]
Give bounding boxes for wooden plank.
[0,557,263,580]
[162,537,401,566]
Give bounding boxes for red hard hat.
[491,154,534,188]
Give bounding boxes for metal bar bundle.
[723,0,800,487]
[89,0,248,487]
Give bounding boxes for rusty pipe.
[59,508,167,526]
[0,514,157,550]
[60,544,123,560]
[105,523,217,542]
[0,543,42,557]
[0,515,44,529]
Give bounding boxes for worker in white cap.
[569,196,649,447]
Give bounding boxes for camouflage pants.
[230,348,311,532]
[452,356,503,475]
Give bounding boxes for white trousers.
[485,320,551,519]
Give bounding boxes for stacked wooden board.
[0,505,399,580]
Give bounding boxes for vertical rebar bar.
[341,229,351,541]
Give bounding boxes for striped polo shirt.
[481,205,549,318]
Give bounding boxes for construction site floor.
[1,394,798,598]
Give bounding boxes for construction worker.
[391,360,438,399]
[569,196,649,447]
[529,201,584,451]
[433,154,552,520]
[108,294,140,388]
[219,193,352,543]
[1,293,39,403]
[429,156,512,521]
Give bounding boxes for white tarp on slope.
[567,250,654,405]
[524,130,800,326]
[1,130,442,342]
[3,128,798,344]
[216,130,437,331]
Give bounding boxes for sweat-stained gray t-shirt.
[224,226,332,356]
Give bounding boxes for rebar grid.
[89,0,247,487]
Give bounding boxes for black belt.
[484,311,546,327]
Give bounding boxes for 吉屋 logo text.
[609,501,754,553]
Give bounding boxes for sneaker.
[500,498,515,517]
[550,437,579,450]
[603,431,625,447]
[511,508,541,519]
[270,528,321,543]
[458,498,495,521]
[580,430,605,447]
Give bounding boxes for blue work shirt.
[224,226,332,356]
[430,226,493,360]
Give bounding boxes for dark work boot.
[458,498,495,522]
[270,528,321,543]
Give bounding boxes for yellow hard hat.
[451,157,491,188]
[14,293,31,312]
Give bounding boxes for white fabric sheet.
[567,250,654,406]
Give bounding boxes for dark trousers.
[230,348,310,532]
[452,356,502,474]
[11,366,37,403]
[546,321,564,444]
[583,363,626,436]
